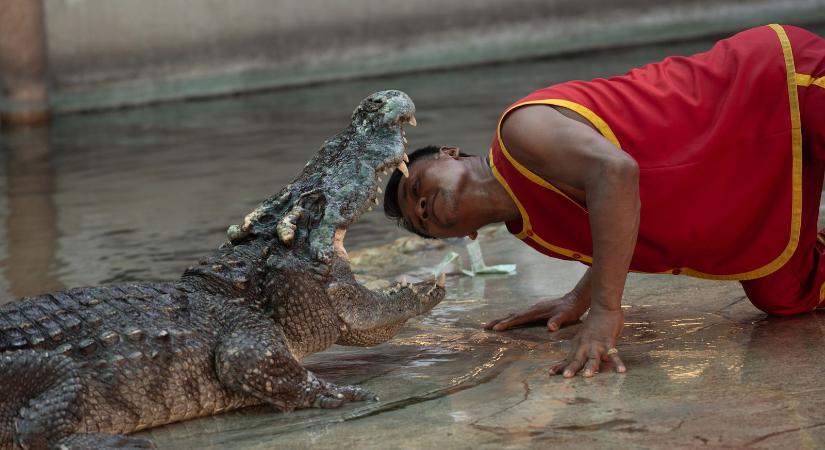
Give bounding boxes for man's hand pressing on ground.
[484,290,589,332]
[485,267,593,332]
[485,267,627,377]
[548,307,626,377]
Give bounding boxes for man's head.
[383,145,479,239]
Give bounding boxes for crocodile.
[0,90,445,450]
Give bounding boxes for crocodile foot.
[314,382,378,409]
[57,433,157,449]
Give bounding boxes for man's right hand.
[483,293,590,332]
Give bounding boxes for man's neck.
[465,155,521,225]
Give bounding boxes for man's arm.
[500,105,640,377]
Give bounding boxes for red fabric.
[740,26,825,314]
[489,25,820,281]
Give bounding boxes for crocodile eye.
[363,97,384,112]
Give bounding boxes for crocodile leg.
[214,318,374,411]
[0,350,155,450]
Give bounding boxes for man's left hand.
[549,307,626,378]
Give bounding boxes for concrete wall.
[44,0,713,86]
[31,0,825,111]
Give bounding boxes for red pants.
[740,26,825,315]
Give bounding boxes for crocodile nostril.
[369,97,385,104]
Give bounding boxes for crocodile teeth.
[377,187,383,194]
[402,136,408,144]
[436,273,446,287]
[333,227,349,261]
[398,161,409,178]
[400,276,409,287]
[277,205,303,245]
[373,198,379,205]
[382,169,388,176]
[409,116,417,127]
[402,153,409,162]
[368,206,373,212]
[378,176,383,183]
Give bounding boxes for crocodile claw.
[316,395,345,409]
[315,383,377,408]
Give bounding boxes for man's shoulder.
[500,104,594,153]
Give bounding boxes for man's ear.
[468,230,478,240]
[439,146,461,159]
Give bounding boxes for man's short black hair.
[383,145,469,239]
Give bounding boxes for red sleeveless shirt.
[489,24,803,280]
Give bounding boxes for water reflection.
[1,126,64,297]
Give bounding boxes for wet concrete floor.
[136,227,825,449]
[2,23,825,449]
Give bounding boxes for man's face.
[397,146,477,238]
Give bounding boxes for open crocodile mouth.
[333,113,417,262]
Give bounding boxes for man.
[383,24,825,378]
